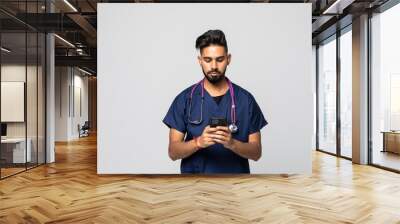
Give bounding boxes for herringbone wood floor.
[1,134,400,223]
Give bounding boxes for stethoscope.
[188,78,238,133]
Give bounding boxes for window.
[371,2,400,171]
[318,36,337,154]
[339,29,352,158]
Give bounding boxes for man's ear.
[227,53,231,65]
[197,55,202,65]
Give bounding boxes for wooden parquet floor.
[1,134,400,223]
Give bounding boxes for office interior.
[0,0,400,222]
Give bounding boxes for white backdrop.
[98,3,313,174]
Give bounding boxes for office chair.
[79,121,90,138]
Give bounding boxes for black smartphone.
[209,117,228,127]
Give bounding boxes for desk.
[1,138,31,163]
[382,131,400,154]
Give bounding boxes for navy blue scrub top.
[163,81,268,174]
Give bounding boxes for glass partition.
[0,31,28,177]
[0,1,46,179]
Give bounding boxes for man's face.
[198,45,231,84]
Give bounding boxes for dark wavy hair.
[195,29,228,54]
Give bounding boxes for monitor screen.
[1,123,7,137]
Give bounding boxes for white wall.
[55,67,89,141]
[98,3,313,174]
[55,67,69,141]
[71,72,89,138]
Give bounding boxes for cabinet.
[382,131,400,154]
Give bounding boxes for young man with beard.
[163,29,268,174]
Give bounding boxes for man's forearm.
[169,139,199,161]
[228,139,261,161]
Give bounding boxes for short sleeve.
[162,93,187,134]
[248,94,268,134]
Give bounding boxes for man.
[163,29,268,174]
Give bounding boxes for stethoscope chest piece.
[229,123,238,133]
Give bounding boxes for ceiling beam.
[55,55,96,71]
[67,13,97,46]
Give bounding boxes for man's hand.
[210,127,262,161]
[196,125,218,149]
[210,126,235,149]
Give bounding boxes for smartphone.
[209,117,228,127]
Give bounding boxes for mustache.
[207,70,221,75]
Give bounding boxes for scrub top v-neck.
[212,94,225,105]
[163,81,268,174]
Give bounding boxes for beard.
[202,68,226,84]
